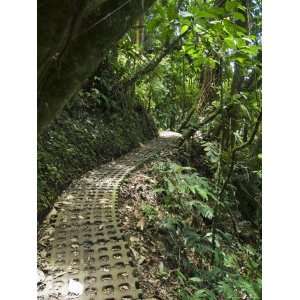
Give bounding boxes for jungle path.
[37,131,181,300]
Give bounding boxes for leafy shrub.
[150,161,261,300]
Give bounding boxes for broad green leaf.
[225,0,240,12]
[233,12,246,22]
[242,44,260,56]
[195,186,209,200]
[240,103,252,120]
[224,20,247,34]
[224,36,237,49]
[200,203,214,219]
[181,24,189,34]
[196,10,217,18]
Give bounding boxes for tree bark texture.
[38,0,156,133]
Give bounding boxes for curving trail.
[37,131,180,300]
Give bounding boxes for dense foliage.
[118,0,261,129]
[144,152,261,299]
[115,0,262,298]
[116,0,262,228]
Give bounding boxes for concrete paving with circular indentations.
[37,132,180,300]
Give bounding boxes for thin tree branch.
[122,27,192,88]
[177,108,222,147]
[219,110,262,198]
[199,107,222,127]
[233,111,262,153]
[178,107,196,132]
[74,0,132,39]
[212,111,261,255]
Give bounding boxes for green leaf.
[242,44,260,56]
[195,186,209,200]
[224,20,247,34]
[189,277,202,283]
[181,24,189,34]
[237,278,261,299]
[235,56,245,63]
[200,203,214,219]
[236,37,246,48]
[209,7,225,16]
[166,179,175,193]
[194,289,217,299]
[218,281,237,299]
[225,0,240,12]
[240,103,252,120]
[233,12,246,22]
[224,36,237,49]
[225,0,246,11]
[196,10,217,18]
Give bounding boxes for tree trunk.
[38,0,156,134]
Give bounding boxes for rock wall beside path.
[38,99,157,223]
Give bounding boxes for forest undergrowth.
[119,134,261,300]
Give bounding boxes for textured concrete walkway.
[37,132,180,300]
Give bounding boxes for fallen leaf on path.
[129,236,140,243]
[159,262,164,273]
[37,269,45,283]
[53,271,67,279]
[129,247,140,260]
[40,250,47,258]
[137,217,145,231]
[61,201,72,205]
[67,279,83,297]
[138,255,146,265]
[48,208,57,218]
